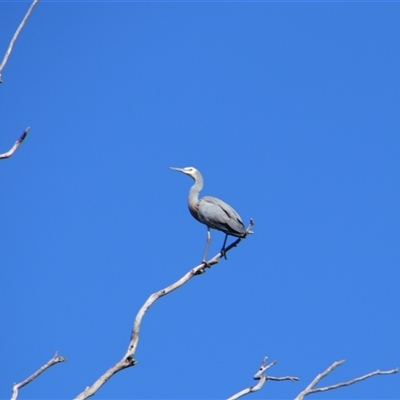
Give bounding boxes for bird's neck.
[188,175,203,221]
[189,175,203,201]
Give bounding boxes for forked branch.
[227,357,298,400]
[10,351,67,400]
[294,360,398,399]
[0,0,39,83]
[73,220,254,400]
[0,127,30,159]
[227,357,397,400]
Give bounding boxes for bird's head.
[169,166,199,180]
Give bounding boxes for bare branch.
[1,1,37,157]
[227,376,268,400]
[227,357,299,400]
[74,221,254,400]
[10,351,67,400]
[0,127,30,160]
[0,0,39,83]
[295,360,398,400]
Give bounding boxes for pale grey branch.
[0,127,30,159]
[1,0,38,157]
[0,0,39,83]
[268,376,300,382]
[295,360,398,400]
[73,221,254,400]
[227,376,267,400]
[10,351,67,400]
[227,357,299,400]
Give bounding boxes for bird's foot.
[201,260,211,268]
[220,248,228,260]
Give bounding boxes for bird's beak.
[169,167,184,173]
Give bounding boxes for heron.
[170,166,248,263]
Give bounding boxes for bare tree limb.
[227,357,299,400]
[294,360,398,400]
[10,351,67,400]
[0,127,30,160]
[73,220,254,400]
[1,1,38,158]
[0,0,39,83]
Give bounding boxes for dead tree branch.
[227,357,298,400]
[1,0,38,159]
[0,0,39,83]
[74,220,254,400]
[0,127,30,159]
[10,351,67,400]
[294,360,398,400]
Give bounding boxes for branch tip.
[0,0,39,82]
[0,127,31,159]
[10,351,66,400]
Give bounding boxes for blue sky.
[1,2,399,399]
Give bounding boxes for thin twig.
[0,127,30,159]
[10,351,67,400]
[227,357,299,400]
[295,360,398,400]
[0,0,39,83]
[73,220,254,400]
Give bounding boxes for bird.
[170,166,247,263]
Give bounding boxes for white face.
[169,166,198,178]
[182,167,196,174]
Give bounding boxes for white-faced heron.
[170,166,248,263]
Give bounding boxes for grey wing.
[198,196,246,237]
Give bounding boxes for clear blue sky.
[1,2,399,399]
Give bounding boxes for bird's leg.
[220,234,228,259]
[202,228,211,265]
